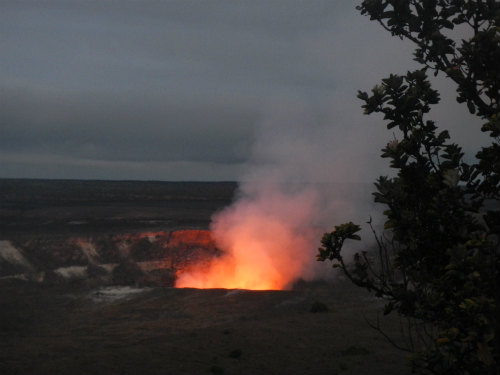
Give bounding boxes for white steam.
[196,95,384,288]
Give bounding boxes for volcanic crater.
[0,179,410,374]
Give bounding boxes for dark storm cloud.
[1,0,344,93]
[0,1,350,180]
[0,85,256,164]
[0,0,483,180]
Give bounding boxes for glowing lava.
[175,189,319,290]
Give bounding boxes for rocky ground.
[0,278,410,375]
[0,179,411,374]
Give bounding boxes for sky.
[0,0,486,182]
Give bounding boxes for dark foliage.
[318,2,499,374]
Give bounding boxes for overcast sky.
[0,0,485,181]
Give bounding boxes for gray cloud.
[0,0,482,180]
[0,85,257,163]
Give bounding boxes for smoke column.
[175,95,382,290]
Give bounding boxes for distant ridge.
[0,178,238,187]
[0,179,238,236]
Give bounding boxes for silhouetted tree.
[318,2,499,374]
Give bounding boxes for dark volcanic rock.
[0,180,233,286]
[0,230,220,287]
[0,258,28,276]
[43,269,67,285]
[143,268,177,287]
[12,238,89,269]
[130,236,155,261]
[112,259,145,286]
[86,263,109,278]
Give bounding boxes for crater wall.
[0,230,219,286]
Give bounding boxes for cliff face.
[0,180,237,287]
[0,230,219,286]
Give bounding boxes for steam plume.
[175,95,380,289]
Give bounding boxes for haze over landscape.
[0,0,483,182]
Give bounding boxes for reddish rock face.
[168,230,216,249]
[1,230,220,286]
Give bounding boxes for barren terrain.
[0,278,410,375]
[0,179,410,374]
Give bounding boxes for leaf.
[384,220,393,230]
[436,337,450,345]
[467,100,476,114]
[384,302,395,315]
[477,343,494,365]
[443,169,459,187]
[357,90,369,101]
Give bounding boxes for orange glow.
[175,189,319,290]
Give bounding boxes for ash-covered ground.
[0,179,410,374]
